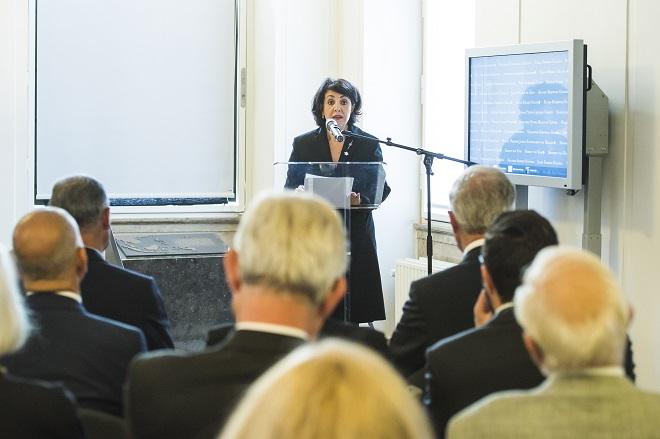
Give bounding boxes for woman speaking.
[286,78,390,324]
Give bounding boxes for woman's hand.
[350,192,361,206]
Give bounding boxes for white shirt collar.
[463,238,485,256]
[235,322,309,341]
[553,366,625,379]
[494,302,514,315]
[26,290,82,304]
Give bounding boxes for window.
[34,0,246,211]
[422,0,475,221]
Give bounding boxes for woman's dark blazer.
[0,370,84,438]
[286,125,390,323]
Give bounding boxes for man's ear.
[480,264,501,308]
[480,264,495,295]
[223,249,241,294]
[448,211,465,251]
[627,305,634,329]
[101,207,110,230]
[76,247,88,281]
[319,276,347,320]
[523,333,545,370]
[448,211,460,235]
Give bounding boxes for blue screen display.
[468,50,570,178]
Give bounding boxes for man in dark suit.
[424,210,556,437]
[50,175,174,350]
[389,165,515,381]
[1,207,146,416]
[0,244,84,439]
[125,192,348,439]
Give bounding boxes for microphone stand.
[343,130,475,275]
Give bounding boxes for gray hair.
[233,192,347,305]
[514,246,629,373]
[449,165,515,234]
[13,207,84,282]
[0,245,31,355]
[49,175,109,231]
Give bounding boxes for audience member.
[125,191,348,439]
[0,244,85,438]
[50,175,174,350]
[425,210,555,437]
[448,247,660,439]
[1,207,146,416]
[219,339,433,439]
[389,165,515,381]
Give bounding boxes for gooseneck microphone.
[325,119,345,142]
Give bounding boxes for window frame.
[29,0,248,217]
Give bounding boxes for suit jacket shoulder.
[0,372,84,439]
[425,308,543,437]
[389,247,483,377]
[1,294,146,416]
[447,375,660,439]
[205,322,234,347]
[127,330,304,439]
[290,128,328,161]
[82,248,174,350]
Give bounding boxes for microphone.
[325,119,345,142]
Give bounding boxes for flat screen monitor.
[465,40,586,190]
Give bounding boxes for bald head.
[13,207,86,286]
[515,247,629,373]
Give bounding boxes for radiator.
[393,258,456,325]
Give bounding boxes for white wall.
[475,0,660,391]
[625,0,660,392]
[361,0,422,335]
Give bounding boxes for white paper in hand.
[304,174,354,209]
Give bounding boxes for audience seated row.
[0,168,657,439]
[389,165,635,388]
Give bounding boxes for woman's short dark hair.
[311,78,363,128]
